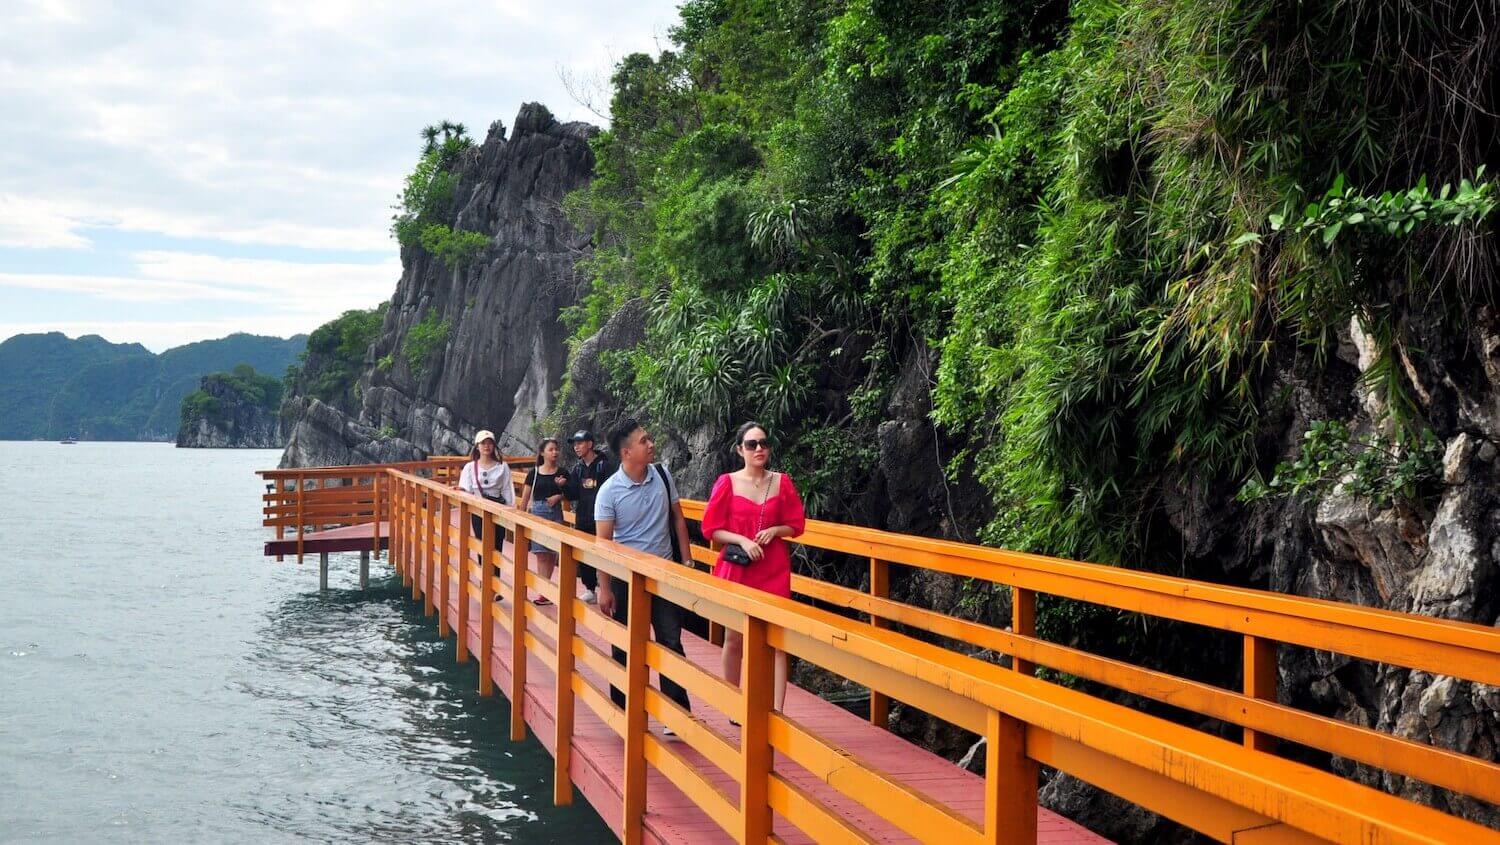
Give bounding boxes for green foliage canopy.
[568,0,1499,568]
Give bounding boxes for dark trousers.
[575,523,599,590]
[469,514,502,549]
[608,578,691,711]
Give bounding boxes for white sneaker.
[581,589,596,604]
[661,725,677,738]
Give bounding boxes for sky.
[0,0,681,352]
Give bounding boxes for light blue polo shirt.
[593,462,680,560]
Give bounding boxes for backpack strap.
[653,463,682,565]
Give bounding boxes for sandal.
[531,596,553,606]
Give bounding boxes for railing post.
[984,708,1038,845]
[295,472,305,565]
[622,570,650,845]
[708,541,725,647]
[478,512,495,696]
[510,523,530,742]
[1011,587,1036,676]
[438,493,452,637]
[1243,635,1278,752]
[553,544,577,806]
[739,616,774,843]
[456,499,470,664]
[400,480,411,579]
[869,556,889,728]
[417,489,430,607]
[274,477,286,562]
[400,483,412,587]
[372,473,382,560]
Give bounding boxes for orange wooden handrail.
[264,459,1500,844]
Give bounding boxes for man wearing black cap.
[566,429,613,603]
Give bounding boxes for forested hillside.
[0,331,306,440]
[553,0,1498,832]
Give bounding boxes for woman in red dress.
[700,422,806,712]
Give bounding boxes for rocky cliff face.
[279,104,596,467]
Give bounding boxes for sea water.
[0,441,609,843]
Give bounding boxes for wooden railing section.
[261,459,1500,844]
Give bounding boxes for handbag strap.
[754,472,775,534]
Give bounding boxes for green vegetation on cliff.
[180,364,284,425]
[569,0,1498,565]
[392,123,488,269]
[288,305,387,402]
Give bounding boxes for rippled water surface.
[0,442,609,843]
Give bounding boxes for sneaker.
[661,725,677,738]
[532,596,552,607]
[580,589,596,604]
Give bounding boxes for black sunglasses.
[741,438,773,451]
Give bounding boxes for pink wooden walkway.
[414,541,1109,845]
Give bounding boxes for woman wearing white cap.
[458,430,515,547]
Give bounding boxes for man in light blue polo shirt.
[595,419,693,719]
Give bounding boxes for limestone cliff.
[278,104,596,467]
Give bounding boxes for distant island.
[176,364,286,448]
[0,331,305,441]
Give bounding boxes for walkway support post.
[1243,635,1278,752]
[621,570,650,845]
[984,708,1038,845]
[510,524,530,742]
[478,513,495,695]
[738,616,774,843]
[359,550,369,591]
[456,500,470,663]
[319,552,328,592]
[869,556,889,728]
[553,544,578,806]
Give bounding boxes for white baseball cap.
[473,429,496,446]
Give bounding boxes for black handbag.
[719,472,775,567]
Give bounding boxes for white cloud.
[1,251,399,313]
[0,195,94,249]
[0,0,677,255]
[0,270,247,303]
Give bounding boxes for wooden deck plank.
[264,521,388,556]
[416,541,1110,845]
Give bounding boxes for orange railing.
[260,456,498,562]
[264,458,1500,844]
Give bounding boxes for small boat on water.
[60,437,77,444]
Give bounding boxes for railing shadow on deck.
[259,458,1500,845]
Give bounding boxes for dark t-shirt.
[525,466,570,502]
[567,453,615,532]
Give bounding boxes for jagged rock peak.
[278,102,600,469]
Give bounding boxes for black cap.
[569,429,594,442]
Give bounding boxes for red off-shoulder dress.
[701,472,807,599]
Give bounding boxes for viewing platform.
[260,459,1500,844]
